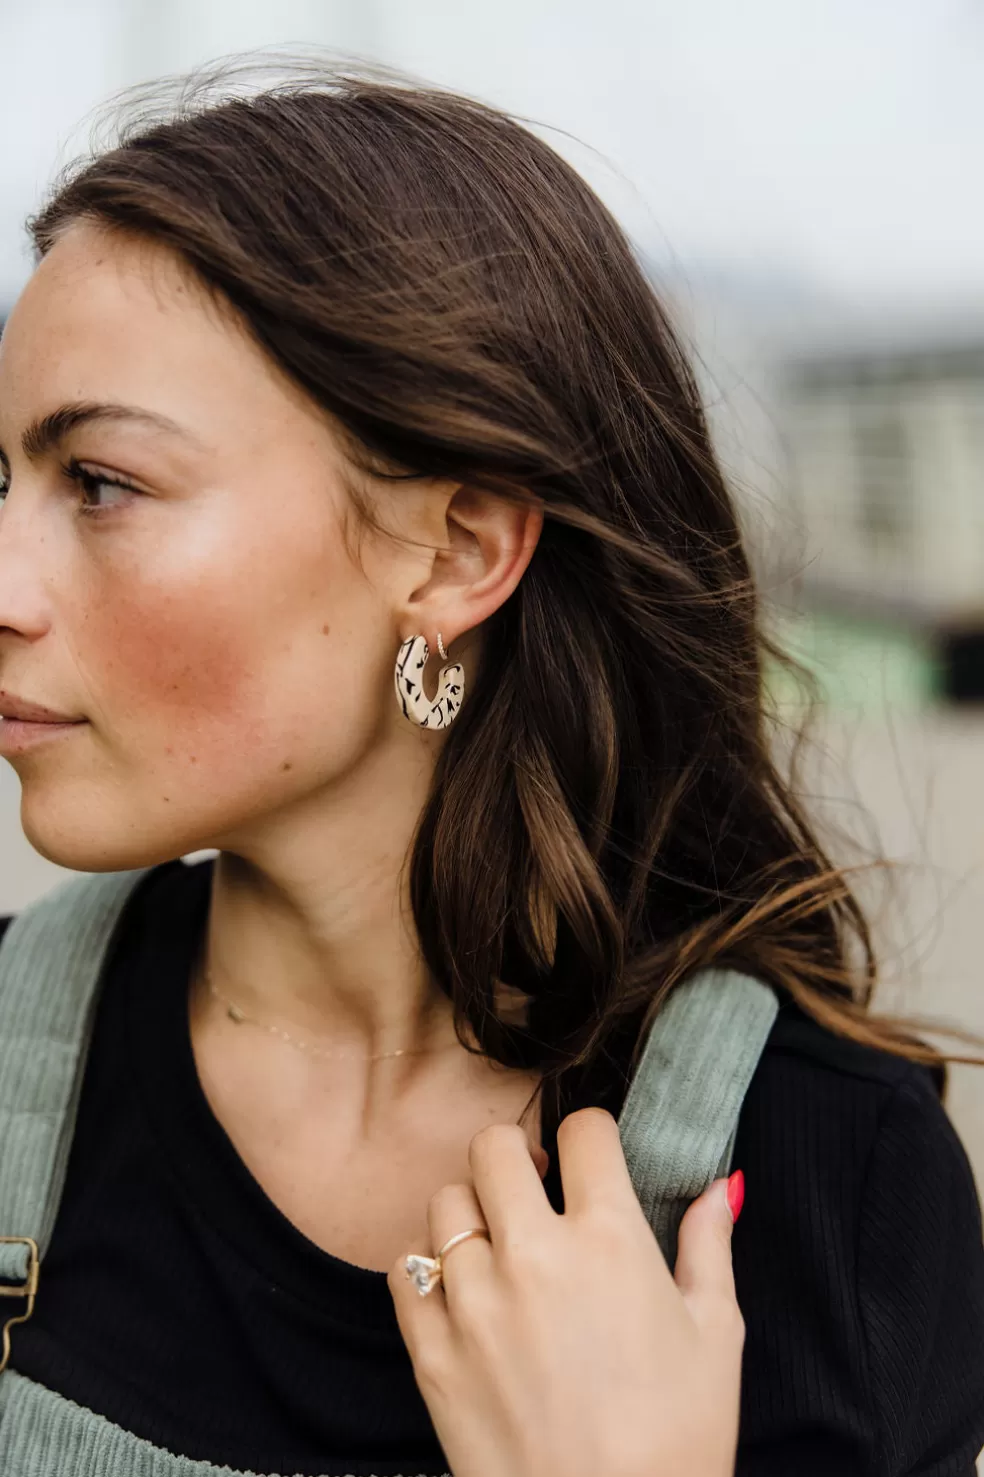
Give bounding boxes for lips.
[0,717,87,757]
[0,694,84,723]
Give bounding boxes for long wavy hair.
[26,54,984,1133]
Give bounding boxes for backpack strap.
[618,968,779,1269]
[0,868,153,1368]
[0,869,778,1346]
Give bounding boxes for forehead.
[0,222,306,443]
[4,221,222,361]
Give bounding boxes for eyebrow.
[0,401,205,465]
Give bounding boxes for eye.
[0,457,141,516]
[63,458,141,518]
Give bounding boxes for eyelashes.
[61,457,141,518]
[0,457,143,518]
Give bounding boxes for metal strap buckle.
[0,1237,39,1374]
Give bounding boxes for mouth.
[0,717,88,757]
[0,692,85,723]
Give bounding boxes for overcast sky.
[1,0,983,312]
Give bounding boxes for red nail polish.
[726,1169,744,1223]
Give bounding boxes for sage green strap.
[0,1369,451,1476]
[618,968,779,1268]
[0,869,152,1282]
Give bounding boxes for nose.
[0,481,61,641]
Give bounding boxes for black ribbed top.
[4,856,984,1475]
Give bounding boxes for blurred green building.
[777,325,984,709]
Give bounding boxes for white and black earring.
[394,633,465,729]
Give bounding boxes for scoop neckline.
[122,857,409,1338]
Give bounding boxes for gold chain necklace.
[203,966,457,1063]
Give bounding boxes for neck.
[192,739,465,1065]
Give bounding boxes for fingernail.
[726,1169,744,1223]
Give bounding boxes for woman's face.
[0,222,435,872]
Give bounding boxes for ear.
[404,483,543,643]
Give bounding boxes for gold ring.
[404,1226,490,1297]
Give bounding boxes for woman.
[0,56,981,1477]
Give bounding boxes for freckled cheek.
[80,590,271,755]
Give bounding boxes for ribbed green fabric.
[0,1369,450,1477]
[0,867,778,1476]
[618,967,780,1269]
[0,867,153,1283]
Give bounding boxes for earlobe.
[394,634,465,729]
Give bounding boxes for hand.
[389,1105,744,1477]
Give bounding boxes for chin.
[21,829,184,875]
[19,793,195,876]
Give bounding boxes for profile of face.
[0,223,539,873]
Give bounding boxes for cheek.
[71,551,380,790]
[79,581,274,760]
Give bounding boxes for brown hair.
[26,54,984,1129]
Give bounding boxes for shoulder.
[759,991,944,1094]
[737,992,956,1195]
[739,992,952,1165]
[736,988,969,1216]
[740,991,981,1272]
[737,992,978,1281]
[734,993,984,1472]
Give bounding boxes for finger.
[555,1106,640,1218]
[468,1122,555,1242]
[426,1180,492,1299]
[673,1174,742,1328]
[388,1240,455,1379]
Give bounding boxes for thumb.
[673,1169,744,1312]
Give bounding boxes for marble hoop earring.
[394,634,465,729]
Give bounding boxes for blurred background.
[0,1,983,1188]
